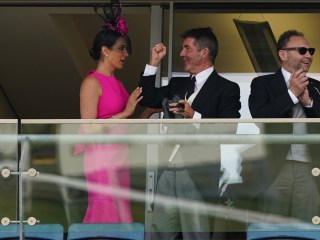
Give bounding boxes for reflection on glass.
[247,123,320,224]
[74,123,133,223]
[146,123,241,240]
[5,120,320,238]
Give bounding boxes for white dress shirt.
[281,68,311,162]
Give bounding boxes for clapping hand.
[289,68,309,97]
[298,88,312,106]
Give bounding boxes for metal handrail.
[0,133,320,144]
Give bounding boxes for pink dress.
[75,71,133,223]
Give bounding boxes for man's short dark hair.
[181,27,218,63]
[277,29,304,53]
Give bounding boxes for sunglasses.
[282,47,315,56]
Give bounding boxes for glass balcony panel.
[0,120,18,230]
[18,120,320,238]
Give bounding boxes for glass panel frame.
[0,120,18,233]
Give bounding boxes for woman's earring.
[105,54,109,58]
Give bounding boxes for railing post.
[18,137,30,240]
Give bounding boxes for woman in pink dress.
[76,1,142,223]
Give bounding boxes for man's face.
[280,36,313,73]
[179,37,204,75]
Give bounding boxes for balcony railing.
[1,119,320,239]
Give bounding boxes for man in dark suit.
[139,27,241,239]
[248,29,320,223]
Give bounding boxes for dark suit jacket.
[249,69,320,118]
[139,70,241,201]
[139,70,241,118]
[247,68,320,193]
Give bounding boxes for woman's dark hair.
[181,27,218,63]
[89,0,132,60]
[89,29,132,60]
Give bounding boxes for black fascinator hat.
[94,0,128,35]
[89,0,132,60]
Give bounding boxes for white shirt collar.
[281,67,291,88]
[192,66,214,91]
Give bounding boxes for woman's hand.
[121,87,143,118]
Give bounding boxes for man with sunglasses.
[248,30,320,223]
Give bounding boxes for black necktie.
[186,76,196,99]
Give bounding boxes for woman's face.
[106,37,129,70]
